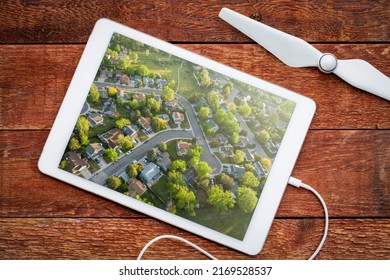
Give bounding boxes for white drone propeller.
[219,8,390,101]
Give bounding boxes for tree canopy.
[237,187,258,213]
[207,185,235,213]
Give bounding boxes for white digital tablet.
[38,18,315,255]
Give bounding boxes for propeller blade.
[334,59,390,101]
[219,7,323,68]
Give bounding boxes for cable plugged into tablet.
[288,176,329,260]
[137,177,329,260]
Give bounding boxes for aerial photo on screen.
[59,32,295,240]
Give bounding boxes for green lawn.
[88,118,116,138]
[178,207,253,240]
[150,176,171,204]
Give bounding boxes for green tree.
[158,142,167,152]
[171,160,187,173]
[237,187,258,213]
[167,171,185,185]
[79,134,90,147]
[168,79,176,89]
[240,171,260,189]
[260,157,272,170]
[147,98,161,112]
[138,64,150,77]
[126,163,144,178]
[188,145,203,159]
[161,85,174,101]
[218,173,235,190]
[207,91,220,112]
[232,150,245,164]
[198,69,211,88]
[207,185,235,213]
[88,83,100,103]
[107,87,118,97]
[130,52,138,63]
[129,99,139,110]
[107,175,122,190]
[117,134,134,151]
[175,185,197,216]
[59,160,69,170]
[144,49,150,57]
[238,104,252,117]
[147,148,158,162]
[115,118,131,129]
[118,56,131,70]
[76,116,90,136]
[104,148,118,162]
[151,117,167,132]
[227,102,237,114]
[257,130,270,145]
[68,137,81,151]
[196,161,211,180]
[198,106,210,122]
[229,132,239,145]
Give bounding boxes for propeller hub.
[319,53,337,73]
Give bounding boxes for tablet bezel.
[38,18,315,255]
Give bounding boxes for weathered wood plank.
[1,130,389,218]
[0,44,389,130]
[0,218,389,259]
[0,0,389,43]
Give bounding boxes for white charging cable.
[137,234,218,260]
[288,176,329,260]
[137,177,328,260]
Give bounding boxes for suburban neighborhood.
[59,32,295,240]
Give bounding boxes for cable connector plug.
[288,176,329,260]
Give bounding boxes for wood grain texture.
[0,0,389,43]
[1,44,389,130]
[1,130,389,218]
[0,218,389,260]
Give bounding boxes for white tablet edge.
[38,18,316,255]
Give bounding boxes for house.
[138,116,152,132]
[157,114,170,122]
[98,128,122,149]
[98,87,108,99]
[223,164,245,179]
[254,161,268,178]
[102,99,117,117]
[156,152,172,173]
[140,162,160,184]
[85,143,105,159]
[156,79,168,89]
[243,148,255,162]
[215,133,228,145]
[176,141,193,156]
[205,119,219,132]
[165,98,179,109]
[143,77,154,86]
[120,74,130,85]
[183,167,197,187]
[64,152,89,174]
[195,97,208,108]
[220,103,230,113]
[220,144,234,158]
[236,136,249,148]
[88,112,104,127]
[265,141,278,156]
[172,112,185,125]
[116,89,127,101]
[123,125,138,138]
[126,178,147,198]
[133,93,146,102]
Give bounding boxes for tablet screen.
[59,32,295,240]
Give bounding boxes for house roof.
[86,143,104,155]
[177,141,192,156]
[127,178,147,198]
[123,125,137,137]
[100,128,122,148]
[172,111,184,122]
[138,116,151,130]
[64,152,88,173]
[140,162,160,183]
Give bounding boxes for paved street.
[91,129,193,185]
